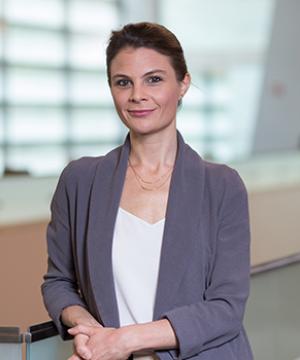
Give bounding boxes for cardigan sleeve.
[162,168,251,358]
[41,163,88,339]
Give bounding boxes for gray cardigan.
[42,131,253,359]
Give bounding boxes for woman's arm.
[124,319,178,353]
[61,305,102,328]
[160,168,251,358]
[41,163,91,338]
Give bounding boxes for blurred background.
[0,0,299,359]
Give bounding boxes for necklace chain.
[128,158,174,191]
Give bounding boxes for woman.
[42,22,253,360]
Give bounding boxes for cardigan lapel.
[153,132,205,320]
[86,135,130,328]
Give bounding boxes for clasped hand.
[67,325,132,360]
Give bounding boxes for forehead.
[110,47,175,76]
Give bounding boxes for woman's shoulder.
[59,156,104,184]
[204,159,240,180]
[59,143,124,184]
[186,144,242,184]
[200,157,247,195]
[184,142,247,196]
[205,162,248,207]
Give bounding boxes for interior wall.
[253,0,300,152]
[249,185,300,265]
[0,221,49,331]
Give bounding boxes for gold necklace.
[128,159,174,191]
[128,158,173,184]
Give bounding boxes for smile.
[127,109,156,117]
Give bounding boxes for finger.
[68,325,93,336]
[76,347,92,360]
[74,335,92,360]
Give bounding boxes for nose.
[129,84,147,103]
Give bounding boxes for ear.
[179,73,191,98]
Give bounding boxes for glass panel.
[69,33,106,69]
[7,108,66,144]
[245,262,300,360]
[27,336,73,360]
[70,109,120,142]
[69,71,111,104]
[0,327,22,360]
[0,343,22,360]
[7,146,67,176]
[5,0,64,28]
[7,68,65,104]
[68,0,118,33]
[6,27,65,66]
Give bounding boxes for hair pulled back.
[106,22,188,85]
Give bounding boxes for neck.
[128,127,177,171]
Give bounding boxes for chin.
[130,124,175,138]
[120,115,176,136]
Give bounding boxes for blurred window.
[0,0,276,175]
[0,0,121,176]
[160,0,275,162]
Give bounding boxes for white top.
[112,207,165,359]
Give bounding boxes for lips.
[127,109,156,117]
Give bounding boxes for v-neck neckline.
[119,207,165,227]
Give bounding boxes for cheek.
[158,91,180,110]
[111,92,126,111]
[158,84,181,106]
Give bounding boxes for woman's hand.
[68,325,132,360]
[68,333,92,360]
[60,305,104,360]
[68,319,178,360]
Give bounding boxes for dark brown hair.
[106,22,188,85]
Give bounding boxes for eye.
[146,75,163,84]
[115,78,131,87]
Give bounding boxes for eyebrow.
[111,69,167,80]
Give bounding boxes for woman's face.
[109,47,190,136]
